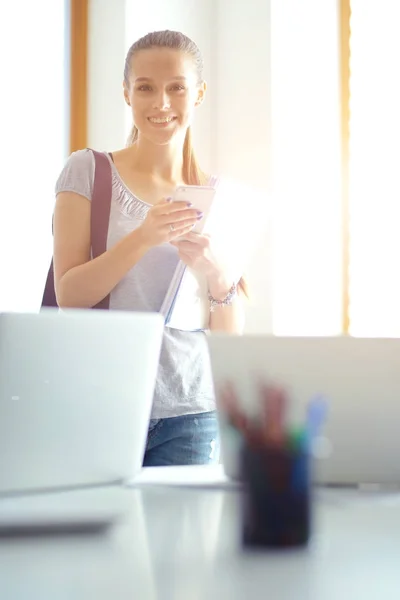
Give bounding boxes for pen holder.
[240,442,312,549]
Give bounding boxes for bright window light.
[348,0,400,337]
[0,1,68,312]
[270,0,343,336]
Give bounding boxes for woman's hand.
[172,232,245,333]
[171,231,234,299]
[170,232,223,278]
[138,198,203,249]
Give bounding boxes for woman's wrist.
[131,226,153,254]
[207,270,234,301]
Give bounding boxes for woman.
[53,30,246,466]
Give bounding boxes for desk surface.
[1,467,400,600]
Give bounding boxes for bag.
[41,149,112,310]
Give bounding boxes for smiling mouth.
[148,116,177,124]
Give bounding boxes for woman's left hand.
[170,232,223,279]
[171,232,237,302]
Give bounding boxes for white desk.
[1,467,400,600]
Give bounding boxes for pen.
[287,426,306,452]
[260,384,286,448]
[305,394,328,442]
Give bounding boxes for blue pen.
[305,394,329,442]
[290,396,328,492]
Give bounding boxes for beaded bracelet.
[207,282,237,312]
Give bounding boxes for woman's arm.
[207,272,245,334]
[170,232,246,334]
[53,192,201,308]
[53,192,151,308]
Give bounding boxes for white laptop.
[207,334,400,486]
[0,309,164,497]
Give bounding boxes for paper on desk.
[127,465,241,490]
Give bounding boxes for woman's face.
[124,47,206,145]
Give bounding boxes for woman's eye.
[136,84,185,92]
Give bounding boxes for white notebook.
[160,177,268,331]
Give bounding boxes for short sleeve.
[55,149,95,201]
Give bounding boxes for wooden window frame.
[69,0,88,153]
[340,0,351,333]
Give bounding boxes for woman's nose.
[153,91,171,111]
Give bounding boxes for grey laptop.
[0,309,164,497]
[207,334,400,486]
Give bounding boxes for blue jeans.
[143,411,220,467]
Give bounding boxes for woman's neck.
[126,136,184,184]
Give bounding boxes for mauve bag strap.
[41,149,112,310]
[90,149,112,309]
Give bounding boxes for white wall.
[214,0,272,333]
[88,0,127,151]
[87,0,274,332]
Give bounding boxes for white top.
[55,149,216,419]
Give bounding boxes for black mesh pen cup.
[240,441,312,549]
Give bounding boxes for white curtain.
[0,1,68,313]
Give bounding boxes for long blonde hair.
[124,30,248,297]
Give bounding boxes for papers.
[160,266,210,331]
[127,465,241,490]
[160,261,187,324]
[160,177,269,331]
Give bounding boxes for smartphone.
[173,185,217,236]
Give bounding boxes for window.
[0,1,68,312]
[348,0,400,336]
[270,0,342,335]
[270,0,400,337]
